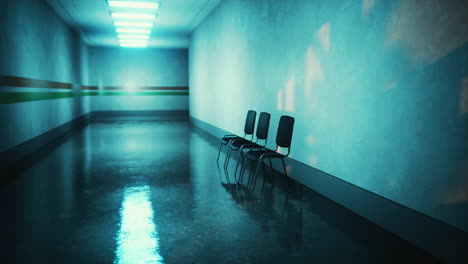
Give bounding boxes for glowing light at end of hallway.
[124,82,138,91]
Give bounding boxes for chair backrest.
[256,112,271,140]
[276,116,295,151]
[244,110,257,135]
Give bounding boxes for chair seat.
[245,149,284,160]
[229,139,257,150]
[220,136,242,144]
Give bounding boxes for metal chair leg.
[216,143,223,162]
[224,147,232,168]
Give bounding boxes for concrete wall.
[86,47,189,112]
[0,0,89,152]
[189,0,468,232]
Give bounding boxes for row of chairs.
[217,110,295,188]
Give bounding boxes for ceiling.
[46,0,222,48]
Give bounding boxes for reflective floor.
[0,118,441,263]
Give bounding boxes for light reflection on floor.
[114,186,164,264]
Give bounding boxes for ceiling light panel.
[116,28,151,34]
[108,1,161,48]
[118,34,150,39]
[114,21,153,28]
[111,13,156,20]
[108,1,161,9]
[119,39,149,43]
[120,43,148,48]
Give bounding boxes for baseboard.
[189,116,468,264]
[91,110,189,118]
[0,113,91,174]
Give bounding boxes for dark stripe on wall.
[81,86,189,91]
[81,91,189,96]
[80,85,99,90]
[0,75,72,89]
[0,92,74,104]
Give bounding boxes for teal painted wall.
[189,0,468,231]
[0,0,189,151]
[87,47,189,111]
[0,0,89,151]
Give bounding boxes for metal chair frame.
[240,116,295,189]
[216,110,256,162]
[224,112,271,174]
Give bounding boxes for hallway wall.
[189,0,468,232]
[0,0,189,153]
[86,47,189,112]
[0,0,89,152]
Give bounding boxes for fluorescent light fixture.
[119,39,149,43]
[111,13,156,20]
[114,21,153,28]
[116,28,151,34]
[118,34,150,39]
[120,43,148,48]
[108,1,160,9]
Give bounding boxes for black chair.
[241,115,295,188]
[225,112,271,173]
[217,110,257,162]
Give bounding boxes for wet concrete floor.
[0,118,441,263]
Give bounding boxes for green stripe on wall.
[81,91,189,96]
[0,92,74,104]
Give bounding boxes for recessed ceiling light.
[116,28,151,34]
[118,34,150,39]
[114,21,153,28]
[120,43,148,48]
[108,1,160,9]
[119,39,149,43]
[111,13,156,20]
